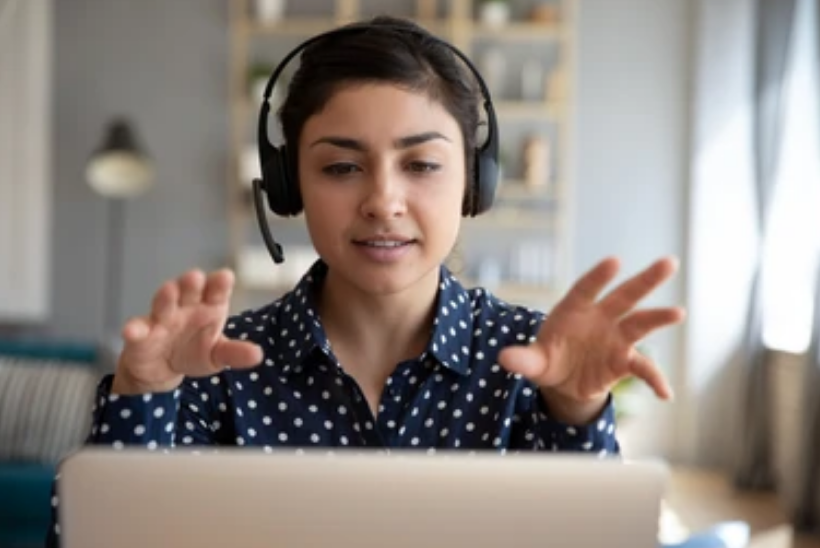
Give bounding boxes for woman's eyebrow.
[309,131,451,151]
[393,131,451,149]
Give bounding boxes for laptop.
[58,448,669,548]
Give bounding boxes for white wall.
[0,0,53,323]
[573,0,693,458]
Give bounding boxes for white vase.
[479,2,510,28]
[255,0,286,23]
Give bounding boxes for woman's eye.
[322,163,360,177]
[408,161,441,173]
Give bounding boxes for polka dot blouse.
[46,260,619,547]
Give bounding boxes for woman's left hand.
[498,256,686,426]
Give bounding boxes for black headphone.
[252,21,500,264]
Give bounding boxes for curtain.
[793,265,820,532]
[732,0,797,491]
[793,1,820,528]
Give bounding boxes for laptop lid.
[58,448,668,548]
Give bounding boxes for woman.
[47,14,683,546]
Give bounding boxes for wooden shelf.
[246,17,337,37]
[246,17,451,38]
[471,22,567,41]
[463,212,554,230]
[496,180,558,200]
[458,278,562,305]
[496,101,565,119]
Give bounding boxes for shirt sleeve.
[85,374,223,448]
[510,388,621,456]
[45,373,226,548]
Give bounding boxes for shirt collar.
[272,259,474,377]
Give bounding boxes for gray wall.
[572,0,692,458]
[51,0,230,339]
[48,0,692,460]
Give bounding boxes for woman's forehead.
[301,83,461,142]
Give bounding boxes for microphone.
[252,178,285,264]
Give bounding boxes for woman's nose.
[359,169,407,220]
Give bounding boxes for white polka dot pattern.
[46,260,620,547]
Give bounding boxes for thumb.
[211,336,264,370]
[497,345,556,387]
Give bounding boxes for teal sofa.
[0,339,107,548]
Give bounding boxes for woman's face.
[298,82,466,297]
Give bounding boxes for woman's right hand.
[111,269,264,395]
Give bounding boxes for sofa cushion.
[0,339,98,364]
[0,462,57,527]
[0,358,98,464]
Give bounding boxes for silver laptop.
[58,448,669,548]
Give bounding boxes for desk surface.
[663,467,819,548]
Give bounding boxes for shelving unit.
[227,0,576,312]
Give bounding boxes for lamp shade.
[85,118,154,198]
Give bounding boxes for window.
[761,0,820,353]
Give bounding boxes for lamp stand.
[103,197,125,337]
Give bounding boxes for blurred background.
[0,0,819,547]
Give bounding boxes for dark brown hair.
[278,15,481,201]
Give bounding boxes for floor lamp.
[85,118,154,339]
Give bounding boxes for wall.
[573,0,693,459]
[50,0,230,339]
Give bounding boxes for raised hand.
[498,256,686,425]
[111,269,263,395]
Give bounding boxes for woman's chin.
[333,262,441,298]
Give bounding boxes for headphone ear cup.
[464,147,499,216]
[263,146,302,216]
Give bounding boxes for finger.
[178,270,206,307]
[619,307,686,343]
[121,316,151,343]
[202,269,235,305]
[629,351,674,400]
[558,257,620,310]
[150,281,179,324]
[497,346,558,387]
[211,338,264,370]
[598,256,679,319]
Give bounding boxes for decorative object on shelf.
[546,67,567,101]
[479,46,506,98]
[530,2,561,25]
[253,0,287,23]
[417,0,438,20]
[521,58,545,102]
[523,134,550,190]
[248,63,273,102]
[240,143,260,189]
[478,0,510,28]
[85,118,154,338]
[249,63,288,112]
[510,240,553,285]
